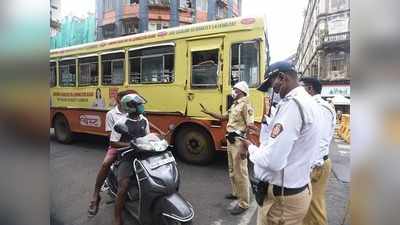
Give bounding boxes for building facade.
[295,0,350,87]
[50,0,62,37]
[95,0,242,40]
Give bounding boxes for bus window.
[191,49,219,87]
[50,62,57,87]
[231,40,260,87]
[59,59,76,87]
[129,45,175,84]
[101,52,125,85]
[79,56,98,86]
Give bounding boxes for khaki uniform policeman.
[301,78,336,225]
[201,81,254,215]
[241,61,321,225]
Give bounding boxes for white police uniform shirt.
[312,94,336,167]
[105,106,127,132]
[248,86,321,188]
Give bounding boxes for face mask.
[266,88,273,97]
[136,104,145,114]
[231,90,238,99]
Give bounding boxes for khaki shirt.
[226,96,254,133]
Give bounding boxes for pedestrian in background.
[201,81,254,215]
[240,61,321,225]
[300,77,336,225]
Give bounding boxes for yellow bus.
[50,17,269,164]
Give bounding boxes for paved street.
[50,131,350,225]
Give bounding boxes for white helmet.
[233,81,249,96]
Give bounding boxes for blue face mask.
[136,104,145,114]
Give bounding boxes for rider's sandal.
[87,196,101,217]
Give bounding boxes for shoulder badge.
[270,123,283,138]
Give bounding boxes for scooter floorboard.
[125,200,140,220]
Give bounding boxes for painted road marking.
[211,219,223,225]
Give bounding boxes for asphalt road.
[50,131,350,225]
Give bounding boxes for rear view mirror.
[114,122,129,135]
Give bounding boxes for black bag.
[249,175,268,206]
[226,132,239,144]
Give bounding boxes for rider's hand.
[156,133,166,139]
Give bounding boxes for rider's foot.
[88,195,101,217]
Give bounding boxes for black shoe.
[225,193,238,200]
[229,204,248,215]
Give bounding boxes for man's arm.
[247,101,302,171]
[148,120,165,136]
[242,103,256,134]
[109,124,130,148]
[105,111,114,132]
[200,105,228,121]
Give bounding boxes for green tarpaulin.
[50,14,96,49]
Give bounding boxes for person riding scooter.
[109,93,150,225]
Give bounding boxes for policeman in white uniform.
[240,61,321,225]
[300,77,336,225]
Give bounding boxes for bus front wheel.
[175,126,215,165]
[54,115,73,144]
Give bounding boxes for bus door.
[186,37,224,118]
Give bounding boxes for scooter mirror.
[114,122,129,135]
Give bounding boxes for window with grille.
[129,45,175,84]
[59,59,76,87]
[125,0,139,4]
[78,56,98,86]
[50,62,57,87]
[101,52,125,85]
[123,21,138,34]
[191,49,219,87]
[330,0,348,12]
[102,24,115,39]
[231,40,260,87]
[197,0,208,11]
[104,0,114,11]
[330,52,345,71]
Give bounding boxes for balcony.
[123,4,140,19]
[324,32,350,43]
[149,0,170,8]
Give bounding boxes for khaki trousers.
[303,159,332,225]
[227,140,250,209]
[257,184,312,225]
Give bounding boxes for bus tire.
[175,126,215,165]
[54,114,73,144]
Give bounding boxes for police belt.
[271,183,308,196]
